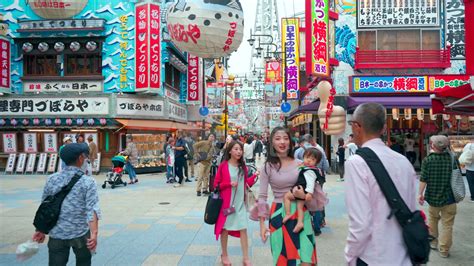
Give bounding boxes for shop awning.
[116,119,199,131]
[431,83,474,115]
[347,96,432,110]
[288,100,321,119]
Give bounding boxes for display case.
[449,135,473,156]
[122,133,167,173]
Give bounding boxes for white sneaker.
[173,183,181,188]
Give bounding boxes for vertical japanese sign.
[3,133,17,153]
[187,54,200,102]
[0,37,10,92]
[282,18,300,100]
[445,0,465,59]
[149,4,161,89]
[136,4,149,90]
[119,14,129,91]
[306,0,329,77]
[23,133,38,153]
[265,60,282,85]
[43,133,58,153]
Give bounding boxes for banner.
[149,3,161,89]
[306,0,329,77]
[16,153,27,173]
[282,18,300,100]
[5,154,16,173]
[187,54,200,102]
[36,153,48,173]
[26,153,37,173]
[23,133,38,153]
[0,37,10,93]
[445,0,465,59]
[265,60,282,85]
[44,133,58,153]
[3,133,17,153]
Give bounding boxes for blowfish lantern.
[166,0,244,58]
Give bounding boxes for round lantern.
[70,41,81,52]
[66,118,73,126]
[76,118,84,126]
[38,42,49,52]
[0,119,5,126]
[33,118,40,125]
[85,41,97,51]
[54,42,65,52]
[22,119,29,126]
[54,118,61,125]
[29,0,88,19]
[99,118,107,126]
[22,42,33,53]
[44,119,52,125]
[11,119,18,126]
[166,0,244,58]
[87,118,95,126]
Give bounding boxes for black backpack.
[356,148,432,265]
[33,172,83,234]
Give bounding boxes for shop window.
[422,30,440,50]
[165,63,173,86]
[65,54,102,76]
[359,29,440,50]
[24,54,59,76]
[358,31,376,50]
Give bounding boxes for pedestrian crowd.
[30,103,472,266]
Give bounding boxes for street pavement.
[0,165,473,265]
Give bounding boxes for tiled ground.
[0,168,473,265]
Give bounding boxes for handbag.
[450,155,465,203]
[204,185,223,225]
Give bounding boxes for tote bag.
[451,155,465,203]
[204,186,223,225]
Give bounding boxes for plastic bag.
[16,240,39,262]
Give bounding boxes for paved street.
[0,170,473,265]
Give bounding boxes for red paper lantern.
[54,118,61,125]
[22,119,29,126]
[11,119,18,126]
[99,118,107,125]
[33,118,40,125]
[66,118,73,126]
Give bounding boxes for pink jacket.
[213,161,258,240]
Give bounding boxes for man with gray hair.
[344,103,417,265]
[418,135,458,258]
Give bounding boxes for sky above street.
[228,0,305,76]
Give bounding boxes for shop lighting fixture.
[27,129,54,132]
[71,129,98,132]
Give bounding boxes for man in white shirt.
[345,134,358,157]
[404,134,416,165]
[344,103,417,266]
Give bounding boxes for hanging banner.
[25,153,37,173]
[282,18,300,100]
[187,54,200,102]
[135,3,161,91]
[265,60,282,85]
[3,133,17,153]
[47,153,58,173]
[306,0,329,77]
[0,37,10,93]
[16,153,27,173]
[36,153,48,173]
[445,0,465,59]
[23,133,38,153]
[5,153,16,173]
[44,133,58,153]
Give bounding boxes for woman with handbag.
[213,140,259,266]
[257,127,318,266]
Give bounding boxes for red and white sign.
[23,133,38,153]
[187,54,200,102]
[0,38,10,91]
[265,60,282,85]
[3,133,17,153]
[135,3,161,91]
[44,133,58,153]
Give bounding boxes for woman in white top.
[243,137,256,164]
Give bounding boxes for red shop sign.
[187,54,200,102]
[0,38,10,90]
[149,3,161,89]
[135,4,149,90]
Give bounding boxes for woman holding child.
[258,126,319,265]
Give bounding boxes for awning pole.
[446,93,474,108]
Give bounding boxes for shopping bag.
[204,186,223,225]
[451,157,465,203]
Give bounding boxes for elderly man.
[33,143,101,266]
[193,133,216,196]
[419,135,458,258]
[344,103,417,265]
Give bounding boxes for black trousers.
[356,258,368,266]
[174,158,186,184]
[48,231,91,266]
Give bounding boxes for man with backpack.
[344,103,420,265]
[32,143,101,266]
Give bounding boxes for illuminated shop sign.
[18,19,105,31]
[306,0,329,77]
[282,18,300,100]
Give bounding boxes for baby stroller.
[102,155,128,189]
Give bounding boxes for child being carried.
[282,148,323,233]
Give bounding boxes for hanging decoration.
[66,118,73,126]
[44,119,52,125]
[85,41,97,52]
[11,119,18,126]
[429,108,437,120]
[76,118,84,126]
[54,42,65,52]
[87,118,95,126]
[443,114,450,121]
[22,42,33,53]
[166,0,244,58]
[404,108,412,120]
[392,108,399,120]
[33,118,40,125]
[38,42,49,52]
[99,118,107,126]
[22,119,29,126]
[54,118,61,126]
[416,108,424,120]
[0,119,6,126]
[70,41,81,52]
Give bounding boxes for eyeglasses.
[347,120,361,127]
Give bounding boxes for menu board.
[47,153,58,173]
[5,153,16,173]
[3,133,17,153]
[25,153,37,173]
[23,133,38,153]
[15,153,27,173]
[44,133,58,153]
[36,153,48,173]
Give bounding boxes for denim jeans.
[312,210,323,233]
[48,231,91,266]
[126,162,136,181]
[166,165,174,180]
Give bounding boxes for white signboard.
[36,153,48,173]
[47,153,58,173]
[25,153,37,173]
[445,0,465,59]
[168,101,187,122]
[93,152,101,173]
[23,80,103,93]
[116,98,165,117]
[5,153,16,173]
[15,153,27,173]
[3,133,17,153]
[266,107,281,115]
[165,88,180,102]
[19,19,105,31]
[44,133,58,153]
[23,133,38,153]
[0,97,109,116]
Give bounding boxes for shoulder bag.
[450,154,465,203]
[204,166,223,225]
